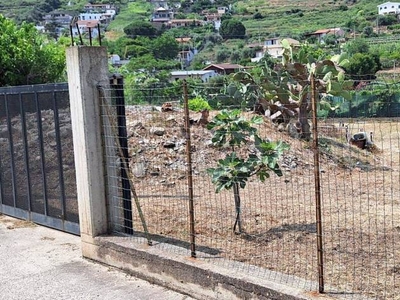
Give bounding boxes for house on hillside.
[203,63,244,75]
[203,13,222,30]
[168,19,203,28]
[217,6,229,15]
[378,2,400,14]
[43,11,75,26]
[151,7,173,27]
[175,37,192,44]
[265,37,300,58]
[250,38,300,61]
[84,3,117,13]
[177,49,198,67]
[305,28,345,43]
[170,70,217,82]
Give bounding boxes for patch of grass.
[106,1,153,33]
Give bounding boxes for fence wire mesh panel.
[318,86,400,298]
[103,78,400,299]
[101,82,191,254]
[0,84,79,234]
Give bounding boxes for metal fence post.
[110,75,133,235]
[311,73,325,293]
[183,80,196,258]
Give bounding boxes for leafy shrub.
[188,96,212,111]
[216,49,231,62]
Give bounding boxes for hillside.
[0,0,385,38]
[236,0,383,39]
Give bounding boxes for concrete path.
[0,215,193,300]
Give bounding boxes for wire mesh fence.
[101,78,400,299]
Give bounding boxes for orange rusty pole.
[311,73,325,293]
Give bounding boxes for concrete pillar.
[66,46,109,245]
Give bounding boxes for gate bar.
[5,94,18,207]
[35,92,49,216]
[19,93,33,211]
[53,91,67,220]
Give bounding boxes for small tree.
[207,109,289,233]
[219,19,246,39]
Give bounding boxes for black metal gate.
[0,83,79,235]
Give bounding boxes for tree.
[231,40,352,140]
[124,21,158,38]
[219,19,246,39]
[344,38,369,55]
[342,38,381,84]
[152,34,179,60]
[362,26,374,37]
[207,109,289,233]
[344,52,381,81]
[0,15,65,86]
[216,49,231,63]
[378,14,398,26]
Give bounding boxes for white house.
[170,70,217,82]
[151,7,173,25]
[378,2,400,15]
[177,49,196,67]
[84,3,116,11]
[79,13,103,21]
[264,38,300,59]
[217,6,229,15]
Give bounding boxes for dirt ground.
[2,101,398,299]
[119,106,400,300]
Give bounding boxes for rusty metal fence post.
[311,73,325,293]
[183,80,196,258]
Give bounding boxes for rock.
[277,123,285,132]
[150,127,165,136]
[130,121,144,129]
[0,126,9,138]
[287,123,300,139]
[161,102,173,112]
[132,162,146,178]
[149,167,160,176]
[163,140,176,148]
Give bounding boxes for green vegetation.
[0,15,66,86]
[188,96,212,112]
[106,1,153,34]
[235,0,383,39]
[207,109,289,233]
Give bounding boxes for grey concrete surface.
[0,215,193,300]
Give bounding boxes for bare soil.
[121,106,400,300]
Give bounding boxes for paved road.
[0,215,193,300]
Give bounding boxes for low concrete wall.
[81,236,331,300]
